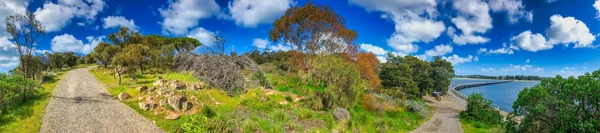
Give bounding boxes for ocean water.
[451,78,540,112]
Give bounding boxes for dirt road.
[411,96,466,133]
[40,67,163,133]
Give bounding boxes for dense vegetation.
[456,74,545,80]
[460,93,503,131]
[505,71,600,132]
[380,54,454,97]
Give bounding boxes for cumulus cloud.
[526,59,530,63]
[595,0,600,19]
[359,43,387,55]
[102,16,138,31]
[33,0,106,32]
[252,38,269,49]
[425,44,452,57]
[442,54,476,65]
[545,15,595,48]
[349,0,445,54]
[186,27,215,46]
[0,1,27,72]
[270,43,291,51]
[487,0,533,23]
[501,64,544,73]
[510,30,551,52]
[51,34,105,54]
[159,0,220,35]
[228,0,293,27]
[449,0,492,45]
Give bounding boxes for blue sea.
[451,78,540,112]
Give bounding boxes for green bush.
[307,55,363,109]
[460,93,502,126]
[0,73,38,115]
[252,70,272,89]
[180,106,231,133]
[41,74,55,83]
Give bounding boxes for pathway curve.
[40,67,163,133]
[411,95,466,133]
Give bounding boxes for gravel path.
[411,96,466,133]
[40,67,163,133]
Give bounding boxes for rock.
[145,96,156,103]
[332,107,350,122]
[118,92,131,101]
[168,95,187,112]
[159,99,168,106]
[187,82,206,91]
[148,103,158,110]
[158,88,174,97]
[136,86,148,92]
[170,80,186,90]
[139,102,150,110]
[147,86,157,92]
[182,102,193,111]
[153,79,166,87]
[165,113,180,120]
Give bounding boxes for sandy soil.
[411,95,466,133]
[40,67,163,133]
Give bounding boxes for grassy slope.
[460,119,503,133]
[90,68,431,132]
[0,71,66,132]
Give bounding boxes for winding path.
[40,67,163,133]
[411,81,511,133]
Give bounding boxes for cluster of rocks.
[117,79,207,120]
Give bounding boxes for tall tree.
[379,54,419,97]
[108,27,142,46]
[92,42,119,68]
[5,11,45,80]
[357,52,381,90]
[430,56,454,95]
[171,37,201,53]
[269,2,358,55]
[403,56,433,97]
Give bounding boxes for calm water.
[451,78,540,112]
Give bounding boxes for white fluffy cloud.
[270,43,291,51]
[159,0,220,35]
[510,30,551,52]
[425,44,452,57]
[51,34,105,54]
[187,27,215,46]
[449,0,492,45]
[479,44,515,55]
[488,0,533,23]
[0,0,28,72]
[252,38,269,49]
[442,54,476,65]
[228,0,293,27]
[502,64,544,73]
[359,43,387,55]
[102,16,138,31]
[545,15,595,48]
[33,0,106,32]
[349,0,445,54]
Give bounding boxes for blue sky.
[1,0,600,77]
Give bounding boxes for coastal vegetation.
[459,93,503,132]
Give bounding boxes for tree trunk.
[139,63,144,75]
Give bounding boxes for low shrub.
[460,93,502,126]
[307,55,363,109]
[252,70,272,89]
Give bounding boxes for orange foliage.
[287,50,308,71]
[357,52,381,90]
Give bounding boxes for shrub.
[180,106,231,133]
[42,74,55,83]
[173,52,258,96]
[0,73,38,116]
[307,55,363,109]
[460,93,502,126]
[252,70,272,89]
[402,100,432,118]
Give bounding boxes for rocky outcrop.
[157,87,174,97]
[182,101,193,111]
[186,82,205,91]
[168,95,187,112]
[118,92,131,101]
[136,86,148,92]
[332,107,350,122]
[153,79,166,87]
[170,80,186,90]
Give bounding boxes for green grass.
[460,119,503,133]
[89,67,432,132]
[0,71,66,133]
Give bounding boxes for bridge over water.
[448,80,513,110]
